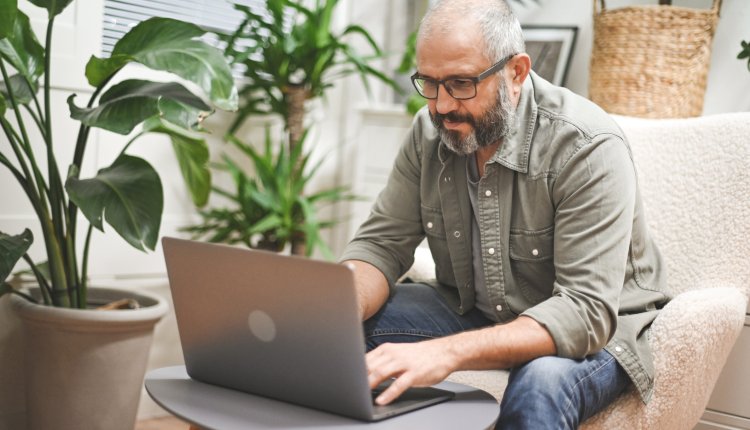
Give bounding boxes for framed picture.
[522,25,578,87]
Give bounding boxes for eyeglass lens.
[414,78,476,100]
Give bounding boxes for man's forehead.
[416,27,489,71]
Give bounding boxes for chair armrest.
[582,286,747,429]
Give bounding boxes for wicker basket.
[589,0,721,118]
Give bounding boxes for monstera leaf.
[142,115,211,206]
[66,155,164,252]
[85,17,237,111]
[0,12,44,82]
[0,0,17,39]
[68,79,210,135]
[1,73,38,105]
[28,0,74,17]
[0,229,32,285]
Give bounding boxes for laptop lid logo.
[247,310,277,342]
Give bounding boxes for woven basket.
[589,0,721,118]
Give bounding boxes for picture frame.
[522,25,578,87]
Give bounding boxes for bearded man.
[340,0,670,428]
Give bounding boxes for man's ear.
[509,53,532,89]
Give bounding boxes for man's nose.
[434,84,458,114]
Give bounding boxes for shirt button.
[496,305,503,312]
[615,346,623,353]
[488,248,495,255]
[426,222,434,229]
[453,231,461,238]
[531,249,539,256]
[485,190,492,197]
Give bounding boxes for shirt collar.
[438,71,538,174]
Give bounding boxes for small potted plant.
[183,127,356,257]
[0,0,237,428]
[216,0,399,255]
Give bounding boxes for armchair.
[408,112,750,428]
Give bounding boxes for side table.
[145,366,499,429]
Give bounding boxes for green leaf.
[342,24,383,56]
[0,229,33,283]
[66,155,164,251]
[84,54,130,88]
[0,0,17,39]
[248,213,284,234]
[0,92,5,115]
[28,0,74,17]
[0,73,38,106]
[157,98,208,131]
[86,17,238,111]
[68,79,210,135]
[0,12,44,82]
[142,116,211,206]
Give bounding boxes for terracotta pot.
[10,287,168,430]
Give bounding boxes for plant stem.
[22,254,52,305]
[0,62,49,209]
[22,104,47,141]
[42,16,75,303]
[0,55,69,308]
[118,132,144,157]
[80,223,94,308]
[10,289,38,304]
[65,76,115,307]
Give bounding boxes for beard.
[429,80,516,156]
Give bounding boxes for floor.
[134,415,191,430]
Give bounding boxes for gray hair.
[418,0,525,64]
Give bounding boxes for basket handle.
[712,0,722,16]
[595,0,722,15]
[593,0,605,15]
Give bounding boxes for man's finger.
[375,374,413,406]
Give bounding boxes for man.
[340,0,671,428]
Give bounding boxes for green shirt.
[341,72,671,403]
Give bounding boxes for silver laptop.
[161,237,454,422]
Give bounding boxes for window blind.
[102,0,263,56]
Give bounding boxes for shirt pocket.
[421,205,446,239]
[421,205,453,284]
[509,226,555,304]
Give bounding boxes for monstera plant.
[0,0,237,308]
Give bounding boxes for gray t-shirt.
[466,154,497,322]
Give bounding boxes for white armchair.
[408,113,750,429]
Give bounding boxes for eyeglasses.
[410,53,516,100]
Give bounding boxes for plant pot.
[9,287,168,430]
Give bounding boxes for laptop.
[161,237,454,422]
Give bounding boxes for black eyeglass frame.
[410,53,517,100]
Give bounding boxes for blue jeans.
[364,284,631,429]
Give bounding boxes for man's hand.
[366,339,458,405]
[364,316,557,405]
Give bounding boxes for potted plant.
[212,0,398,255]
[183,127,356,257]
[0,0,237,428]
